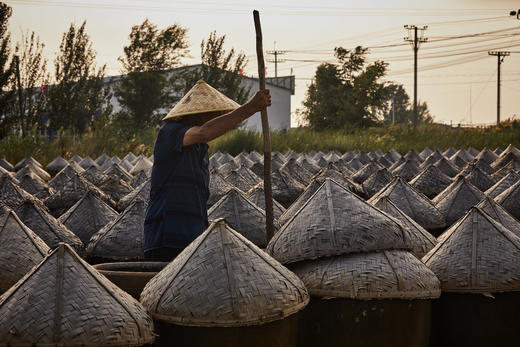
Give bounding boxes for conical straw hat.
[162,80,240,121]
[0,243,155,345]
[291,250,440,300]
[140,219,309,327]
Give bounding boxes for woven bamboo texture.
[0,243,155,346]
[48,163,84,190]
[130,170,149,188]
[208,172,234,206]
[485,171,520,198]
[369,177,446,231]
[69,154,83,163]
[103,163,133,183]
[291,250,440,300]
[0,158,13,172]
[423,207,520,293]
[17,172,53,200]
[78,156,99,170]
[391,159,420,181]
[81,165,108,186]
[409,164,452,199]
[433,176,485,227]
[271,169,305,207]
[267,178,413,265]
[140,219,309,327]
[352,161,384,184]
[118,178,151,211]
[476,197,520,236]
[14,163,51,182]
[208,188,271,247]
[95,153,110,167]
[15,199,84,256]
[278,180,321,227]
[491,152,520,171]
[0,175,37,210]
[129,157,153,175]
[14,156,42,172]
[362,168,394,198]
[86,199,146,261]
[495,180,520,221]
[476,148,498,165]
[224,170,256,193]
[434,157,460,178]
[457,165,495,192]
[280,159,313,186]
[98,174,134,203]
[0,205,49,293]
[372,196,437,258]
[246,183,286,220]
[58,191,119,245]
[311,167,362,197]
[163,80,240,121]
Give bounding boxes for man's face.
[180,111,225,126]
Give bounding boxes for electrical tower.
[266,43,287,79]
[404,25,428,129]
[488,51,510,125]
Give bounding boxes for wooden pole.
[253,10,275,242]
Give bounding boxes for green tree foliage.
[0,3,13,137]
[5,31,50,137]
[382,83,433,125]
[182,31,250,104]
[47,21,110,136]
[303,46,391,129]
[115,19,189,130]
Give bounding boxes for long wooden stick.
[253,10,275,242]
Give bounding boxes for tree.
[181,31,250,104]
[0,3,13,137]
[5,31,50,136]
[303,46,391,129]
[382,84,433,124]
[115,19,189,129]
[47,21,110,135]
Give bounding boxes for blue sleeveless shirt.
[144,121,209,252]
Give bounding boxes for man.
[144,80,271,261]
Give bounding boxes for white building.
[105,64,295,131]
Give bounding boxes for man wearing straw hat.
[144,80,271,261]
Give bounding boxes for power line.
[404,25,428,128]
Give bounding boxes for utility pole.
[14,55,25,137]
[404,25,428,129]
[266,42,287,79]
[488,51,510,125]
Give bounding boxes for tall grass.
[1,121,519,165]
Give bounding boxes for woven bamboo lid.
[95,153,110,167]
[17,172,53,200]
[368,177,446,231]
[140,219,309,327]
[48,163,84,190]
[58,191,118,245]
[81,165,108,186]
[485,171,520,198]
[163,80,240,121]
[372,196,437,258]
[224,170,256,193]
[78,155,99,170]
[450,149,474,164]
[0,157,13,172]
[69,154,83,163]
[0,204,49,293]
[291,250,440,300]
[423,207,520,293]
[246,182,286,220]
[130,170,149,188]
[208,188,271,247]
[434,157,460,178]
[495,180,520,221]
[98,175,134,203]
[87,199,146,261]
[0,243,155,345]
[409,164,453,199]
[352,160,384,184]
[267,178,414,265]
[129,156,153,175]
[457,165,495,192]
[476,196,520,236]
[272,169,306,206]
[362,167,394,198]
[118,178,151,211]
[0,175,38,210]
[208,172,234,206]
[432,176,485,227]
[15,162,51,182]
[14,156,42,171]
[123,152,137,164]
[391,159,420,181]
[15,199,84,256]
[278,180,321,227]
[280,158,313,186]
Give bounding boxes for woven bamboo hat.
[86,199,146,261]
[0,243,155,345]
[291,250,440,300]
[423,207,520,293]
[140,219,309,327]
[0,204,49,293]
[162,80,240,121]
[267,178,414,265]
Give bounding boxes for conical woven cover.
[15,162,51,182]
[123,152,137,165]
[278,180,322,227]
[467,146,480,157]
[140,219,309,327]
[14,156,42,171]
[476,147,498,165]
[103,162,133,183]
[372,196,437,258]
[208,188,270,247]
[129,156,153,175]
[434,157,460,178]
[418,150,443,169]
[267,178,414,265]
[246,183,286,220]
[391,159,420,181]
[81,165,108,186]
[130,170,149,188]
[476,197,520,236]
[0,175,37,210]
[272,169,306,206]
[224,170,255,193]
[352,160,384,184]
[118,178,151,211]
[58,191,119,245]
[208,172,233,206]
[280,159,313,186]
[495,180,520,221]
[78,155,99,170]
[0,158,13,172]
[423,207,520,293]
[17,172,52,199]
[95,153,110,167]
[450,149,474,164]
[0,205,49,293]
[86,199,146,261]
[419,148,433,160]
[433,176,485,226]
[0,243,155,346]
[69,154,83,163]
[15,199,84,255]
[291,250,440,299]
[362,167,394,198]
[457,165,495,191]
[409,164,452,199]
[404,149,423,163]
[163,80,240,121]
[443,147,456,158]
[491,152,520,171]
[98,175,134,203]
[48,163,84,190]
[485,171,520,198]
[368,177,446,231]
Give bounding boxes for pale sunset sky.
[5,0,520,126]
